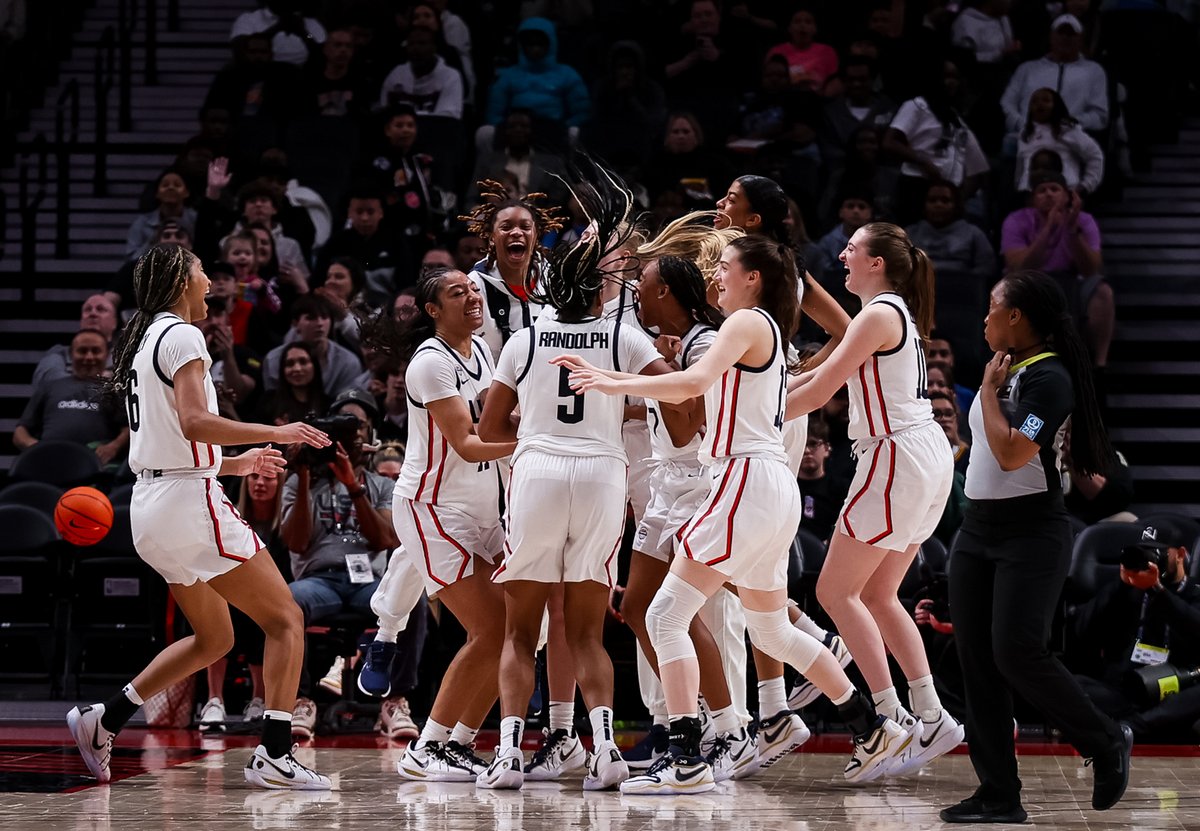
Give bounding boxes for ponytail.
[655,255,724,330]
[861,222,935,339]
[725,236,800,345]
[1000,270,1111,476]
[359,266,456,363]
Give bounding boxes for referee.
[941,271,1132,824]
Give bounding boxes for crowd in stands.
[12,0,1200,738]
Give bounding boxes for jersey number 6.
[126,369,141,432]
[556,366,585,424]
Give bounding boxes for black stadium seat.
[0,481,64,517]
[1066,522,1146,604]
[9,441,102,489]
[0,504,67,693]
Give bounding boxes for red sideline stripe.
[681,459,738,560]
[841,442,883,539]
[872,356,892,434]
[723,370,742,457]
[865,441,897,545]
[207,443,215,466]
[205,479,247,563]
[220,491,265,552]
[409,501,447,588]
[858,365,876,438]
[603,533,622,585]
[427,504,472,582]
[707,458,750,567]
[710,372,728,458]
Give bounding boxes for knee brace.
[646,573,708,667]
[743,607,822,675]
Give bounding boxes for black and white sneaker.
[67,704,114,784]
[476,747,524,790]
[396,741,478,782]
[620,751,715,795]
[244,744,332,790]
[844,715,908,784]
[524,728,586,781]
[755,710,811,769]
[622,724,669,770]
[707,727,760,782]
[444,740,489,776]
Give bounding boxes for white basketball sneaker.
[243,744,332,790]
[888,708,965,776]
[706,727,759,782]
[524,728,587,781]
[67,704,114,784]
[620,752,715,795]
[755,711,811,770]
[476,746,524,790]
[396,741,478,782]
[583,740,629,790]
[844,716,909,784]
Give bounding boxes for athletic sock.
[374,627,400,644]
[262,710,293,758]
[589,706,615,746]
[872,686,903,720]
[908,674,942,721]
[792,611,829,641]
[757,677,788,718]
[499,716,524,755]
[450,722,478,746]
[100,683,142,734]
[652,713,670,728]
[416,718,453,749]
[548,700,574,734]
[710,705,740,735]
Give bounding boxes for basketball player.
[474,165,675,791]
[361,266,516,782]
[555,236,905,794]
[67,245,332,789]
[785,222,964,779]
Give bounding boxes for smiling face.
[634,258,668,329]
[491,205,536,274]
[282,346,315,389]
[427,271,483,339]
[80,295,118,340]
[838,226,883,297]
[225,238,256,277]
[70,331,109,379]
[384,113,417,150]
[323,263,355,301]
[713,244,760,314]
[250,227,275,268]
[715,180,757,232]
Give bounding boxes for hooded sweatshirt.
[485,17,590,127]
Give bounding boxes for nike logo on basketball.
[919,720,943,749]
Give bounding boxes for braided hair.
[653,255,724,331]
[458,180,566,269]
[107,244,198,399]
[530,157,640,321]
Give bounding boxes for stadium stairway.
[1098,117,1200,519]
[0,0,254,475]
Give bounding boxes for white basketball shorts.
[393,495,504,597]
[634,460,709,561]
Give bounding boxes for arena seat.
[0,504,68,694]
[0,480,64,517]
[9,441,102,489]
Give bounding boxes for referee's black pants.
[949,494,1124,802]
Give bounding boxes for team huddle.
[67,163,964,797]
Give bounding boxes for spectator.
[1015,88,1105,196]
[645,110,736,208]
[1063,426,1135,525]
[662,0,746,143]
[257,148,334,252]
[820,56,896,169]
[926,334,977,415]
[230,0,325,67]
[198,164,313,274]
[205,261,257,350]
[262,295,365,396]
[243,220,311,326]
[223,230,283,323]
[1001,15,1108,137]
[280,391,418,741]
[583,40,667,166]
[32,295,119,387]
[812,188,874,288]
[819,125,899,226]
[360,106,444,249]
[257,341,328,426]
[482,17,589,150]
[378,24,464,119]
[106,222,193,317]
[927,363,971,443]
[951,0,1020,65]
[884,57,990,225]
[14,330,128,465]
[203,33,300,124]
[765,8,839,94]
[371,442,404,480]
[313,257,368,351]
[470,109,570,209]
[302,25,370,119]
[317,181,407,306]
[392,286,419,325]
[125,170,196,261]
[376,361,409,445]
[929,389,970,476]
[906,181,996,379]
[1000,171,1113,370]
[409,1,474,100]
[198,301,259,420]
[795,415,846,542]
[1072,522,1200,743]
[448,227,487,274]
[731,54,823,159]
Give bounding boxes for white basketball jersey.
[396,336,499,508]
[646,324,716,463]
[493,313,662,464]
[847,293,934,441]
[127,312,223,475]
[700,309,788,467]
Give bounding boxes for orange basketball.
[55,486,114,546]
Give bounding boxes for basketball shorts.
[624,418,654,523]
[393,495,504,597]
[838,421,954,549]
[634,460,709,562]
[494,451,627,586]
[131,475,262,586]
[675,456,801,592]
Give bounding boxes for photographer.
[280,390,409,739]
[1073,522,1200,742]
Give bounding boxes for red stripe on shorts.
[416,411,436,500]
[872,356,892,434]
[841,441,883,540]
[191,441,200,467]
[707,458,751,567]
[864,440,897,545]
[681,458,738,561]
[206,479,247,563]
[427,504,472,582]
[858,365,876,438]
[710,372,728,458]
[430,437,448,504]
[409,501,448,588]
[723,370,742,456]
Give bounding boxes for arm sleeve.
[887,99,920,137]
[492,330,527,390]
[406,352,460,405]
[1010,365,1073,449]
[622,328,664,375]
[159,324,210,380]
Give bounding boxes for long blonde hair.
[638,211,744,285]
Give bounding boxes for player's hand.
[327,442,358,487]
[549,354,596,374]
[242,445,286,477]
[275,421,331,448]
[982,351,1011,393]
[607,585,625,624]
[654,334,682,363]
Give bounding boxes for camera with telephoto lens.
[295,413,361,468]
[1123,663,1200,706]
[1120,543,1171,575]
